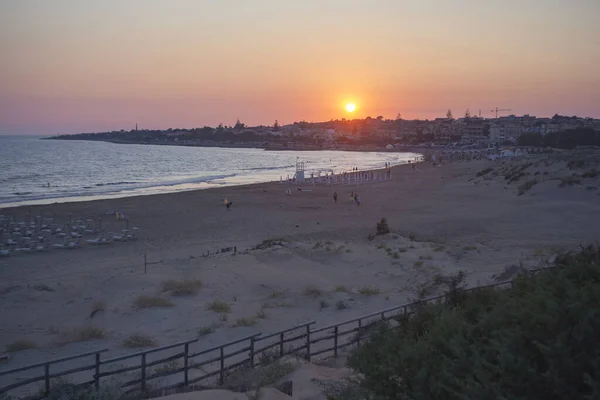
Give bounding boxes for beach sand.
[1,150,600,394]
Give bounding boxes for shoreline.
[0,162,412,214]
[0,156,421,211]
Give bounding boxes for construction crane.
[491,107,511,118]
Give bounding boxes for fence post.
[94,352,101,390]
[44,363,50,396]
[305,325,311,361]
[279,332,284,357]
[249,336,255,369]
[219,346,225,385]
[184,343,189,386]
[141,354,146,394]
[357,319,363,345]
[334,326,339,357]
[403,305,408,319]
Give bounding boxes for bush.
[376,218,390,235]
[349,246,600,400]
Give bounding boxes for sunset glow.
[0,1,599,134]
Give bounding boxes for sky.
[1,0,599,134]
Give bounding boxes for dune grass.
[256,309,268,319]
[5,339,37,352]
[206,300,231,313]
[358,286,381,296]
[197,325,218,337]
[133,295,173,309]
[303,286,323,298]
[161,279,203,295]
[334,285,350,293]
[122,334,157,348]
[234,317,258,327]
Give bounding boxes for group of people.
[332,191,361,206]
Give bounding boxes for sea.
[0,135,420,208]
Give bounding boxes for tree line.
[518,128,600,149]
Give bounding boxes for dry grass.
[122,334,157,348]
[234,317,257,327]
[256,309,268,319]
[358,286,381,296]
[334,285,349,293]
[206,300,231,313]
[197,325,218,337]
[73,326,106,342]
[161,279,203,295]
[5,339,37,352]
[303,286,323,298]
[133,295,173,309]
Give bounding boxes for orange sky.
[1,0,599,134]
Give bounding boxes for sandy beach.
[1,150,600,394]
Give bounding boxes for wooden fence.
[0,266,555,398]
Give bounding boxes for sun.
[345,103,356,113]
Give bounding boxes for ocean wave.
[1,174,238,205]
[244,164,294,172]
[95,181,139,187]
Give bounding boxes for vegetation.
[133,295,173,309]
[376,218,390,235]
[234,317,257,327]
[358,286,381,296]
[349,246,600,400]
[335,285,349,293]
[61,326,106,342]
[5,339,37,352]
[303,286,323,298]
[161,279,203,295]
[336,300,348,310]
[197,325,218,337]
[122,334,157,348]
[319,299,330,310]
[206,300,231,313]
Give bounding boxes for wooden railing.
[0,266,555,398]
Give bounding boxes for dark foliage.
[349,245,600,400]
[376,218,390,235]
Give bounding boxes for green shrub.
[349,246,600,400]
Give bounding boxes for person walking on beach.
[333,192,338,203]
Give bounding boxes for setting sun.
[345,103,356,113]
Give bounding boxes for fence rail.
[0,266,555,398]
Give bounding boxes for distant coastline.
[44,136,439,153]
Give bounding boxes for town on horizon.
[51,111,600,151]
